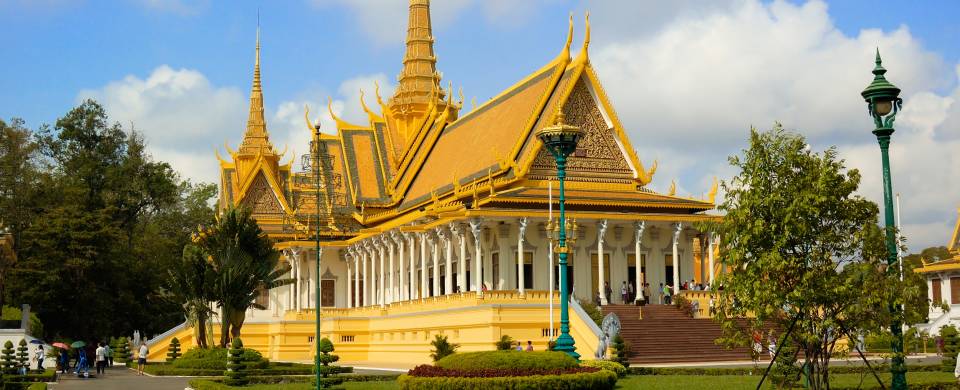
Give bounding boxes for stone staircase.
[603,304,763,365]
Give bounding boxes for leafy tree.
[0,118,41,311]
[196,207,291,347]
[164,245,215,348]
[429,334,459,362]
[112,337,131,364]
[708,126,925,389]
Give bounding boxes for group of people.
[57,342,113,376]
[597,281,653,306]
[514,341,535,351]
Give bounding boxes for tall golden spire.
[240,24,273,154]
[388,0,449,128]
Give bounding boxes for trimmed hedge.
[408,364,599,378]
[581,360,626,378]
[140,362,347,376]
[172,347,268,370]
[397,369,618,390]
[2,383,47,390]
[189,374,399,389]
[628,364,943,376]
[19,369,56,383]
[834,382,957,390]
[436,351,578,371]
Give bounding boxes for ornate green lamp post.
[861,49,906,389]
[536,109,584,360]
[312,120,323,390]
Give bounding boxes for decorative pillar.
[672,223,682,292]
[597,219,608,305]
[353,247,360,307]
[346,260,352,308]
[431,231,440,297]
[419,232,428,299]
[453,223,466,293]
[393,231,404,302]
[707,233,716,285]
[378,238,386,307]
[518,217,528,295]
[634,221,645,303]
[294,248,302,312]
[407,233,416,300]
[441,228,452,295]
[469,219,483,295]
[363,243,371,307]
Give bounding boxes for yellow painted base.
[147,290,600,367]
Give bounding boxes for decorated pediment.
[239,171,284,215]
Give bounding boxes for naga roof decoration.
[218,2,717,244]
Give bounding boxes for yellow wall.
[147,290,601,366]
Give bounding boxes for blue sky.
[1,0,959,251]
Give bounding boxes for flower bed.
[397,369,617,390]
[408,364,599,377]
[435,350,578,371]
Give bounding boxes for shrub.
[408,364,599,377]
[19,369,55,383]
[222,338,247,386]
[436,351,578,371]
[315,338,343,388]
[580,360,626,377]
[16,340,28,372]
[173,347,267,370]
[547,340,557,351]
[166,337,181,363]
[673,294,694,317]
[2,341,16,374]
[610,334,629,366]
[769,340,800,387]
[494,335,514,351]
[397,369,618,390]
[112,338,131,364]
[579,301,603,326]
[430,335,459,362]
[942,325,958,372]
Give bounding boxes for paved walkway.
[49,366,191,390]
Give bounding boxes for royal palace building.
[150,0,722,365]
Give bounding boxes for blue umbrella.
[29,340,43,345]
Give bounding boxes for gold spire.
[388,0,450,128]
[240,24,273,154]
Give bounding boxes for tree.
[164,245,215,348]
[196,207,291,347]
[429,335,459,362]
[316,338,343,388]
[709,126,924,389]
[223,337,248,386]
[610,334,629,365]
[15,340,27,373]
[166,337,181,362]
[0,118,41,311]
[0,341,14,374]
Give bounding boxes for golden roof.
[916,208,960,274]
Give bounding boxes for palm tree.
[198,207,291,347]
[164,244,215,348]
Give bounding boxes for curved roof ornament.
[560,13,574,59]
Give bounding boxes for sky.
[1,0,958,253]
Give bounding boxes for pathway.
[49,366,191,390]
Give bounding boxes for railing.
[287,290,561,320]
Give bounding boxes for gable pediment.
[239,171,285,215]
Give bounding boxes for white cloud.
[587,0,959,250]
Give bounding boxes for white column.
[517,217,528,295]
[393,231,404,301]
[363,244,371,306]
[286,250,296,311]
[353,248,360,307]
[454,223,466,293]
[441,228,452,295]
[388,234,395,303]
[378,239,386,307]
[432,231,440,297]
[707,233,716,285]
[597,219,608,305]
[419,232,428,299]
[407,234,416,300]
[347,260,353,309]
[470,219,483,295]
[634,221,645,303]
[672,223,682,292]
[294,249,302,312]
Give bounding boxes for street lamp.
[861,49,906,389]
[311,120,323,390]
[536,108,584,360]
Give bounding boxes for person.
[137,342,148,375]
[526,341,533,352]
[751,331,763,363]
[708,296,716,316]
[595,292,602,307]
[76,347,88,375]
[620,281,628,304]
[768,334,777,359]
[105,341,113,367]
[604,282,612,305]
[663,284,672,305]
[515,341,523,351]
[627,281,635,303]
[658,283,664,304]
[95,342,106,375]
[58,348,69,374]
[34,345,44,371]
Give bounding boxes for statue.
[598,312,621,359]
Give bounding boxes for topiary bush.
[495,335,514,351]
[610,334,629,366]
[315,338,343,389]
[436,351,578,371]
[112,338,131,364]
[580,360,626,377]
[173,347,267,370]
[942,325,958,372]
[1,341,16,374]
[222,338,248,386]
[16,340,28,373]
[429,335,458,362]
[397,369,617,390]
[166,338,181,363]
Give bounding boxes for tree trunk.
[196,310,208,349]
[228,309,245,342]
[219,306,231,348]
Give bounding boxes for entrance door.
[517,251,534,289]
[320,279,335,307]
[664,255,677,288]
[492,253,500,290]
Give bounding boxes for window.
[254,287,269,309]
[320,279,335,307]
[517,251,534,289]
[492,253,500,290]
[951,277,960,305]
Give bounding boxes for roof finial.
[240,18,271,153]
[583,11,590,51]
[562,12,574,57]
[873,47,887,77]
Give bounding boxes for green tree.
[15,340,27,373]
[196,207,291,347]
[223,337,248,386]
[708,126,924,390]
[0,118,42,311]
[166,337,181,362]
[316,338,343,388]
[495,335,514,351]
[0,341,14,374]
[429,334,459,362]
[164,245,215,348]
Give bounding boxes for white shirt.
[954,351,960,378]
[139,345,148,359]
[95,346,106,362]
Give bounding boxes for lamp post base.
[553,333,580,360]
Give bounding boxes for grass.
[616,371,957,389]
